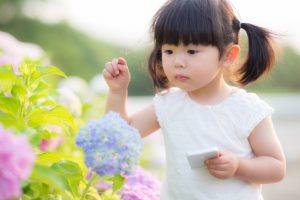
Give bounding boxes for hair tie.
[233,19,242,31]
[238,22,242,30]
[240,22,245,30]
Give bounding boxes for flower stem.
[80,174,99,200]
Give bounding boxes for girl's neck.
[187,73,233,105]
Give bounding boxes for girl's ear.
[222,44,240,68]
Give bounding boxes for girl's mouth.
[175,74,190,81]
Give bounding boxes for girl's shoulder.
[231,88,271,109]
[227,88,274,135]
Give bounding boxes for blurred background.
[0,0,299,199]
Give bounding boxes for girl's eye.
[187,50,198,54]
[164,50,173,54]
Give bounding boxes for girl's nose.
[174,55,186,68]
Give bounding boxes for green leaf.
[52,160,82,177]
[51,160,82,197]
[67,178,81,197]
[28,106,76,131]
[29,81,50,103]
[0,64,15,75]
[20,195,32,200]
[38,100,58,108]
[0,111,17,127]
[39,129,59,139]
[30,164,70,192]
[27,131,41,147]
[0,65,20,93]
[0,96,20,116]
[37,152,66,165]
[31,66,67,85]
[86,192,103,200]
[11,84,28,100]
[27,65,66,93]
[36,152,86,170]
[24,181,51,197]
[101,190,121,200]
[112,174,125,193]
[0,71,18,82]
[38,65,67,77]
[19,63,36,77]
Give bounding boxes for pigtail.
[238,23,277,85]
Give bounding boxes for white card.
[186,147,219,169]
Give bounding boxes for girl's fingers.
[104,62,115,76]
[117,57,127,65]
[206,156,224,165]
[207,163,229,171]
[103,58,130,80]
[102,68,113,79]
[208,169,228,179]
[111,58,120,75]
[117,57,128,72]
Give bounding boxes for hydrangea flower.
[58,87,82,117]
[75,111,143,176]
[0,126,36,200]
[94,167,161,200]
[119,167,161,200]
[0,31,44,74]
[39,136,65,151]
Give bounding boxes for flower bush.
[0,31,161,200]
[0,62,82,199]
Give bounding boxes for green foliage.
[0,63,75,131]
[0,62,124,199]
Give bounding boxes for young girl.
[102,0,286,199]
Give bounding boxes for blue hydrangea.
[75,111,143,176]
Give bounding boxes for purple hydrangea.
[0,126,36,200]
[119,167,161,200]
[75,111,143,176]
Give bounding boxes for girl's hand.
[204,151,239,179]
[102,57,131,92]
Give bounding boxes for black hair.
[148,0,277,90]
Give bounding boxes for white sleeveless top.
[153,87,273,200]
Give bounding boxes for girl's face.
[161,43,223,92]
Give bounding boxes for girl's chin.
[172,85,193,92]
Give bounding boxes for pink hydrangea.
[0,31,45,74]
[39,125,64,151]
[0,126,36,200]
[120,167,161,200]
[39,136,65,151]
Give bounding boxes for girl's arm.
[130,103,160,138]
[205,116,286,183]
[235,116,286,183]
[103,57,160,138]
